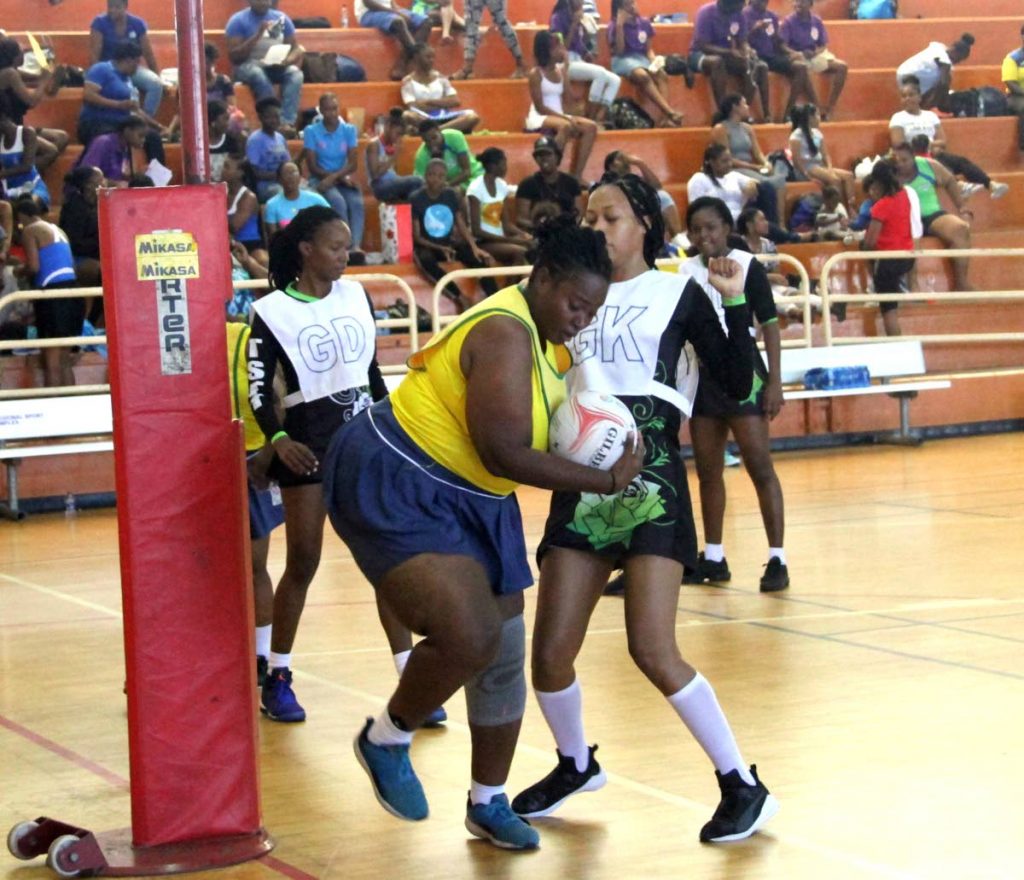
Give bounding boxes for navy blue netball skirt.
[322,399,534,594]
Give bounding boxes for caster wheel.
[7,820,40,860]
[46,834,84,878]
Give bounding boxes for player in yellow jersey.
[322,217,644,850]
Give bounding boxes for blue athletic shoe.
[354,717,428,821]
[260,667,306,722]
[422,706,447,728]
[465,794,540,850]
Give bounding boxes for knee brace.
[464,614,526,727]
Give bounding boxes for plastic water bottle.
[341,3,350,27]
[64,492,77,517]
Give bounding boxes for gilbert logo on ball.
[549,391,636,470]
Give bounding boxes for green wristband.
[271,430,289,444]
[722,296,747,307]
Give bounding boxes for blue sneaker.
[465,794,540,850]
[422,706,447,728]
[354,717,428,821]
[260,667,306,722]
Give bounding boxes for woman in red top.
[862,160,915,337]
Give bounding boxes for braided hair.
[701,142,730,188]
[789,103,819,157]
[527,214,612,286]
[591,171,665,268]
[268,205,343,292]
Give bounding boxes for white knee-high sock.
[535,680,590,772]
[667,673,754,785]
[393,650,412,677]
[255,625,272,659]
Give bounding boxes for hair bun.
[961,33,975,45]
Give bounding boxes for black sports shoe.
[683,553,732,585]
[700,765,779,843]
[511,746,607,818]
[603,573,626,596]
[759,558,790,592]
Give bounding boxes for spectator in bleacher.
[780,0,847,120]
[895,33,973,113]
[205,42,246,132]
[687,142,757,224]
[0,37,67,170]
[1001,24,1024,151]
[302,93,365,251]
[742,0,813,124]
[78,41,166,166]
[690,0,768,123]
[525,31,598,182]
[466,147,530,266]
[860,160,917,337]
[604,148,681,238]
[13,197,80,388]
[549,0,621,126]
[59,166,102,292]
[263,161,331,237]
[355,0,434,81]
[223,154,268,266]
[788,102,855,210]
[226,0,304,136]
[890,78,1009,200]
[400,44,480,134]
[737,206,823,320]
[89,0,164,118]
[892,141,972,292]
[608,0,683,127]
[452,0,528,81]
[514,135,584,232]
[209,99,245,184]
[76,115,149,187]
[413,118,482,189]
[710,93,785,224]
[366,107,423,203]
[246,96,291,202]
[411,157,496,308]
[0,99,51,207]
[411,0,465,45]
[812,184,851,241]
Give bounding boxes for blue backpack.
[855,0,896,19]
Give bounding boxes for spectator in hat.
[514,135,584,232]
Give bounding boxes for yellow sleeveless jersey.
[226,322,266,453]
[390,285,571,496]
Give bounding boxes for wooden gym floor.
[2,433,1022,879]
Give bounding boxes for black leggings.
[874,256,915,314]
[935,152,989,187]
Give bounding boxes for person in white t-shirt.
[400,43,479,133]
[895,33,974,111]
[466,147,530,265]
[888,76,1008,200]
[686,142,756,223]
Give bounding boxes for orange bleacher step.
[12,17,1019,84]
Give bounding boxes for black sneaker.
[511,746,607,818]
[760,558,790,592]
[683,553,731,585]
[699,765,779,843]
[603,573,626,596]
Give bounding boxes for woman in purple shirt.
[549,0,621,125]
[608,0,682,126]
[780,0,847,120]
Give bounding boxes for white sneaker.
[959,182,985,198]
[990,181,1009,199]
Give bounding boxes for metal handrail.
[0,272,422,396]
[431,253,815,348]
[818,247,1024,346]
